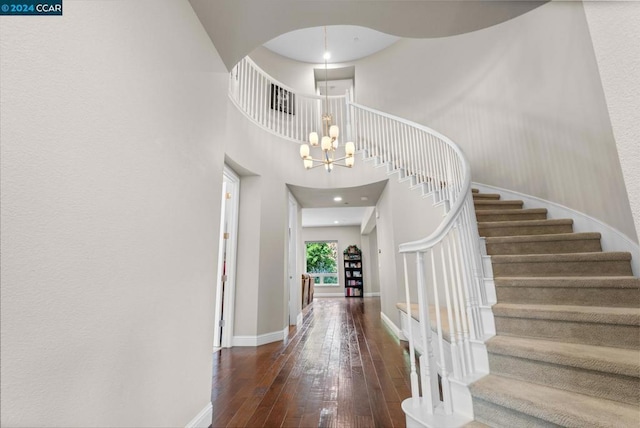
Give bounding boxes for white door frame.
[288,192,302,327]
[214,165,240,349]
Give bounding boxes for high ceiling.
[264,25,400,63]
[188,0,546,70]
[187,0,547,227]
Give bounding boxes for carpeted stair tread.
[495,276,640,289]
[472,188,479,193]
[474,200,523,210]
[491,251,631,264]
[494,276,640,307]
[478,218,573,229]
[473,193,501,200]
[491,252,634,277]
[485,232,602,255]
[476,208,548,222]
[478,219,574,237]
[487,335,640,377]
[492,303,640,325]
[470,374,639,427]
[485,232,601,245]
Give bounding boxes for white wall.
[363,226,381,295]
[0,1,226,426]
[355,1,637,243]
[302,226,363,296]
[583,2,640,244]
[375,178,446,326]
[234,176,262,336]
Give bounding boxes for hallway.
[211,298,412,427]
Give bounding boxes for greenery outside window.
[305,241,339,286]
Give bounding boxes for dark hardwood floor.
[211,297,412,427]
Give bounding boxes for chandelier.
[299,27,355,172]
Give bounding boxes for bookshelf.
[343,245,363,298]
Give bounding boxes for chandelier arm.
[331,155,354,163]
[305,157,331,164]
[308,162,329,170]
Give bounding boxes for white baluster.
[461,199,484,337]
[445,235,467,379]
[431,249,452,414]
[452,224,475,374]
[416,251,437,414]
[402,254,420,401]
[440,238,461,381]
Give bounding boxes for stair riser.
[474,202,523,211]
[486,239,602,255]
[492,260,633,277]
[494,318,640,349]
[476,212,547,222]
[479,224,573,237]
[488,353,640,406]
[496,286,640,307]
[472,398,559,428]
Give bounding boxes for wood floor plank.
[210,297,411,428]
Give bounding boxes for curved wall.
[247,1,636,243]
[354,1,636,242]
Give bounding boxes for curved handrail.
[348,102,472,254]
[399,167,472,253]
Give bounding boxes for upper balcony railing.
[229,56,488,422]
[229,57,349,144]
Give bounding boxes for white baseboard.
[185,402,212,428]
[365,292,381,297]
[296,311,303,327]
[381,311,405,340]
[233,327,288,347]
[473,182,640,276]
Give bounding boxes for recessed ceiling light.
[333,196,342,202]
[334,220,339,224]
[361,196,369,201]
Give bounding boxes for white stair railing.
[350,103,487,417]
[229,57,488,420]
[229,57,349,144]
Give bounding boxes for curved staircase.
[228,56,640,426]
[469,189,640,427]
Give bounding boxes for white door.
[214,167,240,349]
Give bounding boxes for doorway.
[314,65,355,100]
[214,166,240,349]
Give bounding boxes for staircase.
[228,56,640,426]
[468,189,640,427]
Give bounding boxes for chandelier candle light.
[299,27,355,172]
